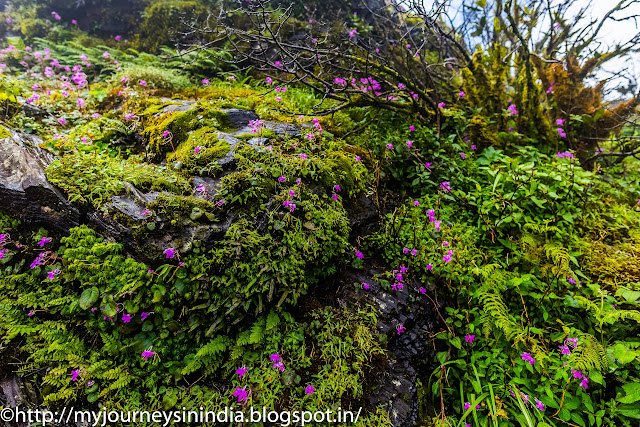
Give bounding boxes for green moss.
[116,65,191,91]
[45,152,191,209]
[142,106,233,158]
[0,126,10,139]
[469,115,498,147]
[136,1,208,53]
[147,193,217,223]
[124,98,175,116]
[167,127,230,175]
[234,128,277,140]
[217,170,272,213]
[320,151,359,194]
[46,117,134,155]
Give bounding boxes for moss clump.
[136,1,207,53]
[46,152,191,209]
[167,127,231,175]
[582,241,640,290]
[147,193,217,223]
[320,151,360,195]
[46,117,134,155]
[142,107,232,158]
[124,98,173,116]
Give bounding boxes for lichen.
[0,125,11,139]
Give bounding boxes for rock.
[162,103,196,113]
[0,128,238,263]
[0,131,81,234]
[0,373,27,408]
[192,176,223,202]
[347,195,379,236]
[233,121,302,139]
[222,108,259,129]
[336,267,443,427]
[246,137,268,146]
[264,120,300,136]
[214,132,241,170]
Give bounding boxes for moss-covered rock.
[45,152,191,209]
[147,193,217,224]
[142,106,233,159]
[167,127,230,175]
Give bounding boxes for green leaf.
[152,285,166,303]
[618,404,640,419]
[161,308,174,321]
[616,288,640,302]
[617,382,640,404]
[450,336,462,349]
[571,412,586,427]
[79,287,99,310]
[590,370,604,385]
[103,301,117,317]
[610,342,640,364]
[564,394,581,410]
[162,388,178,410]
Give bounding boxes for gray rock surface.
[0,130,81,234]
[222,108,259,129]
[339,268,441,427]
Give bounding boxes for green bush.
[116,65,192,90]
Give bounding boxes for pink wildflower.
[236,366,248,379]
[141,349,156,360]
[233,387,248,403]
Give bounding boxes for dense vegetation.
[0,0,639,426]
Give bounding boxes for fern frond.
[569,334,608,372]
[479,291,526,342]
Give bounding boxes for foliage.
[0,218,388,424]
